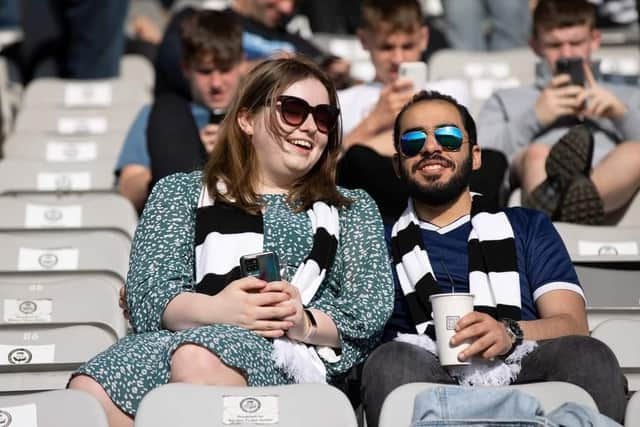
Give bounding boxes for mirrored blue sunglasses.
[399,126,464,157]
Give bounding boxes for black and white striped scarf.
[391,196,536,386]
[195,185,340,383]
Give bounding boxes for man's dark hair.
[359,0,423,34]
[393,90,477,151]
[180,9,243,69]
[532,0,596,39]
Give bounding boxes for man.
[154,0,348,99]
[478,0,640,224]
[115,10,244,211]
[339,0,469,150]
[337,0,507,220]
[360,90,627,427]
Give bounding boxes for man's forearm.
[519,313,589,341]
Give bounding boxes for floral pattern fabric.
[73,171,393,416]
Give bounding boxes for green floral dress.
[73,171,394,416]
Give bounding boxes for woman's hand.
[213,277,296,338]
[260,281,307,341]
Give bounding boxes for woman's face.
[242,77,333,191]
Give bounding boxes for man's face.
[531,24,601,72]
[359,25,428,84]
[183,55,244,111]
[394,100,481,207]
[245,0,295,28]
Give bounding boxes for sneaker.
[545,124,594,188]
[523,177,563,217]
[556,176,604,225]
[523,125,594,218]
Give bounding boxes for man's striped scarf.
[195,185,340,383]
[390,196,536,386]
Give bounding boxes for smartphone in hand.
[209,109,226,124]
[555,57,585,86]
[239,251,281,282]
[399,61,428,92]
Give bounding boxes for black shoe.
[545,124,594,188]
[523,177,563,217]
[523,125,595,218]
[556,176,605,225]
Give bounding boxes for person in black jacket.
[115,10,245,212]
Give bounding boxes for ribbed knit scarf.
[195,184,340,383]
[390,196,537,386]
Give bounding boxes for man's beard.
[399,151,473,207]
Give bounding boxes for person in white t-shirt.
[336,0,515,222]
[339,0,470,155]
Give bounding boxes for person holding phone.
[337,0,511,222]
[115,10,245,212]
[478,0,640,225]
[68,57,394,427]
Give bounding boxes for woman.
[68,57,393,427]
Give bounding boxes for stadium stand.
[626,390,640,427]
[591,319,640,392]
[0,159,118,193]
[120,54,156,91]
[1,1,638,423]
[0,389,108,426]
[21,78,151,109]
[135,383,358,427]
[0,230,130,281]
[0,272,126,392]
[552,222,640,330]
[0,192,137,239]
[378,382,598,427]
[2,132,128,164]
[427,47,538,115]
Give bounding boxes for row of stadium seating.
[0,47,638,425]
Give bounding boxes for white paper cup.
[429,293,474,366]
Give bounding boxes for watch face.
[503,318,523,342]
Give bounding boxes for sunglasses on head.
[276,95,340,134]
[398,126,464,157]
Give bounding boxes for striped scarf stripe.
[391,197,521,337]
[194,185,340,383]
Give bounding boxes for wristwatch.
[501,318,523,356]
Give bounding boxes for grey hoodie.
[477,61,640,164]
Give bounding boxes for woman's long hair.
[202,56,351,214]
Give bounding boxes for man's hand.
[213,277,295,338]
[534,74,584,126]
[367,78,415,133]
[324,57,353,90]
[450,312,514,361]
[200,124,220,154]
[576,65,628,119]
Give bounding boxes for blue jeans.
[442,0,530,51]
[49,0,128,79]
[411,386,621,426]
[361,336,627,427]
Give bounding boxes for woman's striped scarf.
[390,196,537,386]
[194,185,340,383]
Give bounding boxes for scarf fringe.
[272,338,328,383]
[272,202,341,383]
[395,333,538,386]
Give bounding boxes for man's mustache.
[413,154,455,172]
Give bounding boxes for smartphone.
[239,251,281,282]
[209,109,226,124]
[555,57,585,86]
[399,61,428,92]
